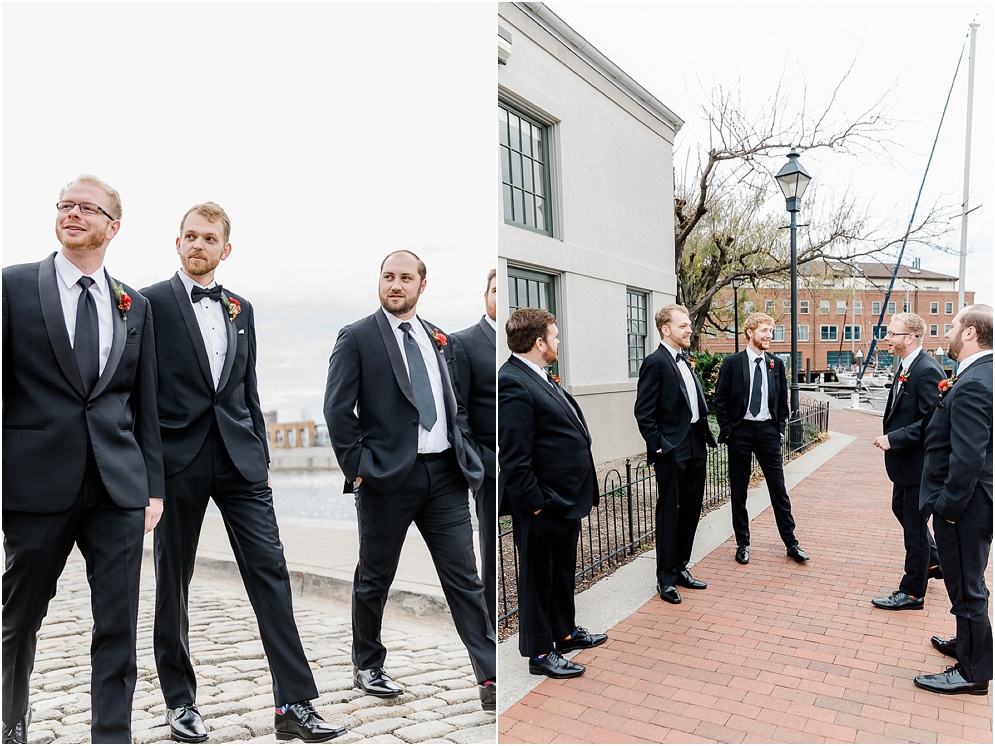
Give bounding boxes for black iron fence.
[498,398,830,627]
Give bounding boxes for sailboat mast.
[958,21,979,311]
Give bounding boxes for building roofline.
[517,2,684,136]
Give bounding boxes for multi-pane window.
[945,323,952,334]
[874,325,888,340]
[945,301,954,314]
[930,302,939,315]
[744,301,754,313]
[820,300,830,314]
[836,300,847,314]
[627,289,648,377]
[930,324,939,337]
[499,103,551,234]
[765,300,776,315]
[773,325,785,342]
[887,301,896,314]
[854,301,862,315]
[800,300,810,314]
[877,351,893,367]
[828,351,853,368]
[508,267,558,375]
[783,300,790,311]
[903,301,911,312]
[872,301,881,315]
[820,325,838,341]
[797,324,810,342]
[844,325,862,341]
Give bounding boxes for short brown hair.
[742,312,775,337]
[380,250,426,281]
[181,202,231,243]
[891,312,925,339]
[960,304,993,349]
[655,304,689,334]
[506,307,555,354]
[60,174,123,220]
[486,268,496,292]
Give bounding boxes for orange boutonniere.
[552,375,562,386]
[937,376,957,397]
[432,328,447,348]
[898,371,909,385]
[113,283,131,320]
[768,357,775,370]
[224,296,241,322]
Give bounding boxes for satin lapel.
[664,348,692,411]
[741,351,751,404]
[883,381,897,423]
[765,353,778,412]
[478,316,496,348]
[215,293,238,393]
[419,317,456,430]
[510,355,588,437]
[89,270,126,399]
[170,274,215,390]
[376,309,418,409]
[38,254,86,397]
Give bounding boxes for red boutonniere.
[768,357,775,370]
[898,371,909,385]
[113,283,131,320]
[937,376,957,397]
[687,355,696,371]
[432,328,448,348]
[552,375,562,386]
[224,296,241,322]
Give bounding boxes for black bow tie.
[676,352,688,363]
[191,285,223,303]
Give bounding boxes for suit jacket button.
[86,402,93,410]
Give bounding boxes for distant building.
[498,1,683,462]
[266,420,317,449]
[702,260,974,373]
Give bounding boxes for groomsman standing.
[871,313,944,611]
[915,304,992,696]
[713,312,809,566]
[323,251,496,710]
[634,304,716,604]
[2,176,164,744]
[143,203,343,743]
[450,269,498,632]
[500,308,607,678]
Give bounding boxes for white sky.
[3,2,992,420]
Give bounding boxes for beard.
[380,290,418,316]
[542,345,558,365]
[57,224,105,253]
[947,333,964,361]
[181,254,220,277]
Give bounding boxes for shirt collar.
[513,353,549,379]
[747,347,765,364]
[484,315,497,331]
[956,349,993,376]
[55,251,107,296]
[176,270,218,299]
[661,342,682,359]
[899,346,923,371]
[382,308,422,335]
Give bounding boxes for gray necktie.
[74,276,99,393]
[749,357,763,416]
[398,322,437,431]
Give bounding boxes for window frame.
[626,288,649,378]
[499,102,553,236]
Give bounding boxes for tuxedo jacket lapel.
[169,274,215,390]
[375,309,418,411]
[511,356,588,439]
[38,255,86,397]
[477,316,496,347]
[765,354,778,413]
[419,316,456,430]
[665,349,692,412]
[215,293,238,393]
[89,269,126,399]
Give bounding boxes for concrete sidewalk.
[498,408,993,744]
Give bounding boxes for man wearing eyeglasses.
[2,176,164,743]
[870,313,945,611]
[142,204,345,743]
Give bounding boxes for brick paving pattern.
[499,409,993,744]
[26,555,495,743]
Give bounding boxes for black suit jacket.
[920,355,993,522]
[450,316,496,479]
[498,355,598,520]
[713,349,789,443]
[323,308,483,494]
[141,273,269,483]
[881,351,945,485]
[2,253,164,511]
[635,344,717,456]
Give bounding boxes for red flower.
[432,328,447,347]
[938,376,958,396]
[552,375,562,386]
[225,296,241,322]
[898,372,909,385]
[113,283,131,319]
[768,357,775,370]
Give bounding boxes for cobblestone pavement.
[26,552,496,744]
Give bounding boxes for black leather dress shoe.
[1,714,28,745]
[354,667,403,697]
[735,546,749,564]
[931,635,957,658]
[275,700,346,742]
[872,590,924,611]
[529,650,585,678]
[786,544,809,563]
[677,570,707,589]
[928,564,944,580]
[167,704,208,743]
[556,627,609,653]
[657,584,681,604]
[479,681,496,711]
[914,665,989,696]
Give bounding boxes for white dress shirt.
[384,311,449,454]
[743,347,772,422]
[894,345,923,398]
[177,271,228,390]
[54,251,113,375]
[955,349,993,377]
[662,343,700,423]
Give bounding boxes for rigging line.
[858,33,968,384]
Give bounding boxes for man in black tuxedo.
[635,304,717,604]
[450,269,497,633]
[2,175,164,744]
[323,250,496,710]
[713,312,808,566]
[914,304,993,696]
[143,203,343,743]
[870,313,944,611]
[499,308,607,678]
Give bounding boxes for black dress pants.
[353,451,495,683]
[153,428,318,708]
[728,420,797,549]
[892,481,940,598]
[655,425,707,587]
[2,446,144,743]
[474,475,497,635]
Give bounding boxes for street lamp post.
[775,148,812,452]
[732,276,743,353]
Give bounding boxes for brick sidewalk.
[499,409,993,744]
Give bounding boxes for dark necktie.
[74,276,99,394]
[398,322,437,431]
[191,284,224,303]
[749,357,763,416]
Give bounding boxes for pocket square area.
[238,329,245,334]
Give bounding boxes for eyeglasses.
[56,201,115,220]
[884,330,916,338]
